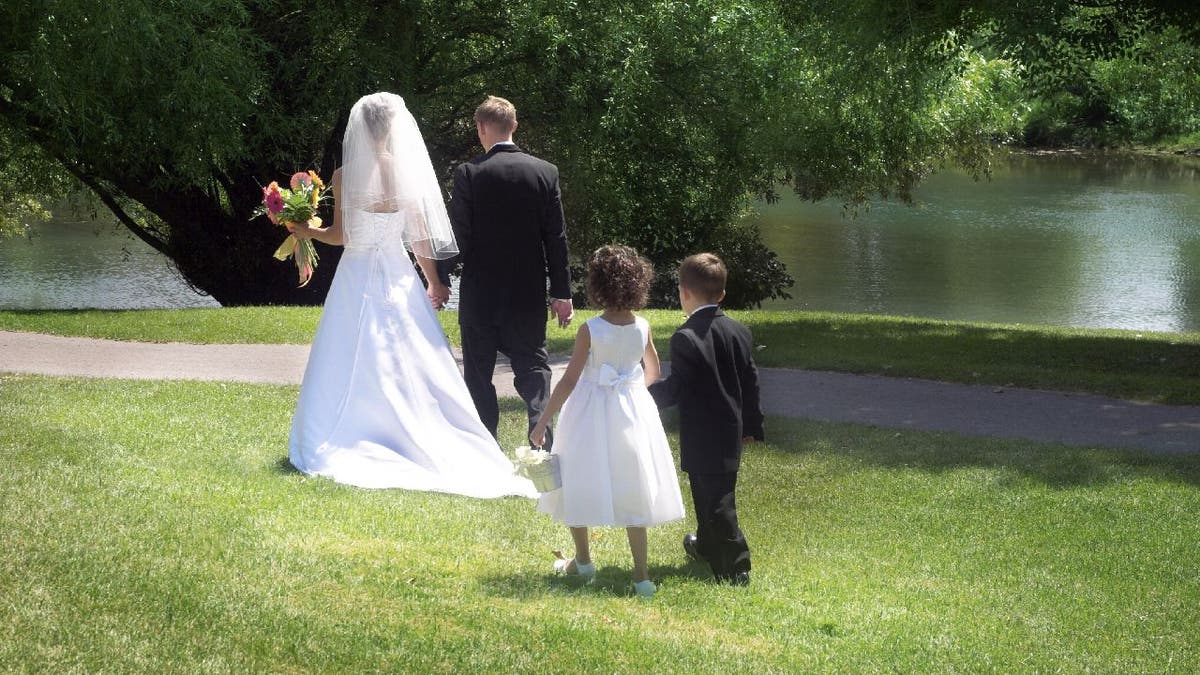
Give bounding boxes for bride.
[287,92,535,498]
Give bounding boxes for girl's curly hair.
[586,244,654,311]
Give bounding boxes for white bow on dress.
[596,363,642,389]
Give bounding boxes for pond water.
[2,151,1197,333]
[0,211,219,310]
[755,151,1200,332]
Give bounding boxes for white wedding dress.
[288,209,535,497]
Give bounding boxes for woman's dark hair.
[362,98,396,142]
[586,244,654,310]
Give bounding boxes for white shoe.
[633,579,657,599]
[552,553,596,581]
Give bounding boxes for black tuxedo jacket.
[438,144,570,326]
[649,307,765,474]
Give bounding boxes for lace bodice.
[344,210,410,250]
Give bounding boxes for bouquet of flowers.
[253,171,329,287]
[513,445,561,493]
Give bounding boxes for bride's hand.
[427,280,451,310]
[289,222,314,240]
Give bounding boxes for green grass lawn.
[3,307,1199,404]
[2,375,1197,671]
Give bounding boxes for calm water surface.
[0,213,219,310]
[756,151,1200,332]
[2,152,1198,332]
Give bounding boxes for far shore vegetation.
[3,307,1197,406]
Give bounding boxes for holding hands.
[529,420,549,448]
[427,280,450,310]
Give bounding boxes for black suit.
[649,306,764,579]
[438,143,570,442]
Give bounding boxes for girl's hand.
[529,424,547,448]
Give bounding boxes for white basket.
[514,448,561,493]
[525,455,561,493]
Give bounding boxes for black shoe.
[716,571,751,586]
[682,533,700,561]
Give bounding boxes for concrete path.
[2,330,1197,454]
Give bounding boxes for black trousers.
[460,317,553,448]
[688,471,751,578]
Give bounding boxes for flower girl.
[530,245,685,598]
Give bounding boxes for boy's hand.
[742,436,758,444]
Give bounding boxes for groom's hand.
[550,299,574,328]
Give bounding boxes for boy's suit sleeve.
[649,330,691,409]
[741,355,765,441]
[741,330,765,441]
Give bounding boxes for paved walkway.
[2,330,1197,454]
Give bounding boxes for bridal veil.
[339,92,458,259]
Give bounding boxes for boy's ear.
[717,290,726,304]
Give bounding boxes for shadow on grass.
[765,416,1200,489]
[273,456,301,475]
[746,314,1200,404]
[478,559,713,599]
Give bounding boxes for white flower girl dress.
[537,316,685,526]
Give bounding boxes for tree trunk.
[123,176,343,306]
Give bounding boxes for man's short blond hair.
[474,95,517,133]
[678,253,727,302]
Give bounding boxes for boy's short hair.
[677,253,727,302]
[474,95,517,133]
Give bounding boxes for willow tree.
[1,0,1031,307]
[0,1,534,304]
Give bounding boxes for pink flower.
[264,183,285,215]
[290,172,312,190]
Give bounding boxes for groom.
[438,95,572,447]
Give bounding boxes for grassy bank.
[3,307,1198,405]
[1,375,1196,671]
[1134,130,1200,154]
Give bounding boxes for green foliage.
[9,0,1187,307]
[0,119,77,237]
[1092,24,1200,143]
[697,217,795,309]
[928,49,1027,169]
[828,0,1200,148]
[990,4,1200,147]
[0,0,1042,308]
[521,1,798,307]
